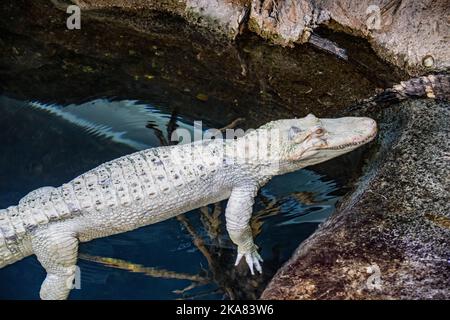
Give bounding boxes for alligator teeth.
[324,131,377,150]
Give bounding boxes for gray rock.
[262,99,450,299]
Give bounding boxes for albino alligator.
[0,74,446,300]
[0,113,377,299]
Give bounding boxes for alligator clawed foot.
[235,249,263,275]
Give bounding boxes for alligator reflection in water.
[0,96,342,299]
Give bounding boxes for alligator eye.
[315,128,324,135]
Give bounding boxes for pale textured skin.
[0,114,377,299]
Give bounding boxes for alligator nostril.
[364,118,377,130]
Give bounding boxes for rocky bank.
[1,0,449,300]
[63,0,449,75]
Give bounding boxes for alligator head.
[248,113,377,174]
[284,113,377,170]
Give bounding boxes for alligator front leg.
[225,183,263,275]
[32,229,79,300]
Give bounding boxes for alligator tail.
[0,237,24,269]
[0,238,20,269]
[348,73,449,113]
[374,74,449,104]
